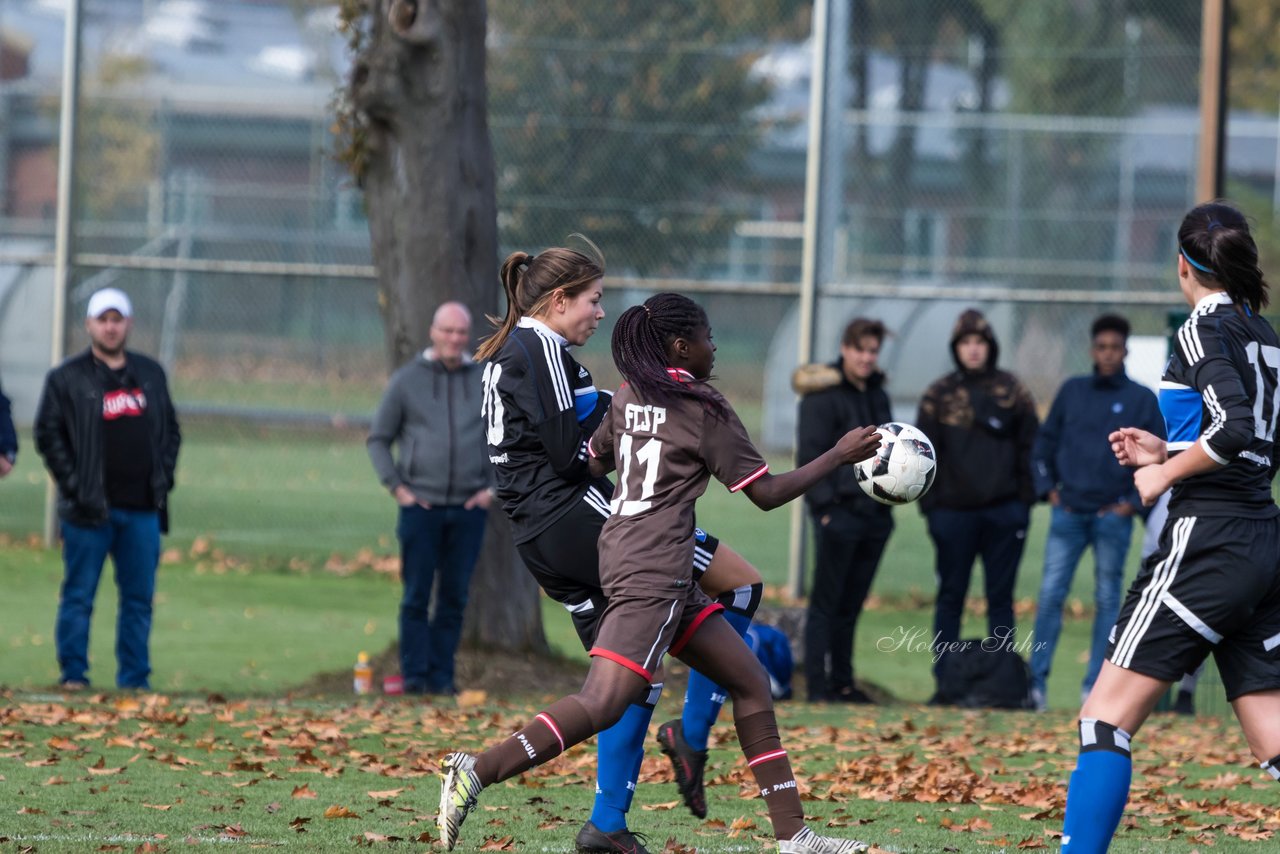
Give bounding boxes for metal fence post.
[788,0,849,600]
[44,0,83,547]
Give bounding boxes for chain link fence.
[0,1,1275,577]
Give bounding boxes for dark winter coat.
[916,313,1038,512]
[795,360,894,519]
[34,349,181,530]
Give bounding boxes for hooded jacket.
[794,359,894,518]
[915,309,1038,512]
[367,348,493,506]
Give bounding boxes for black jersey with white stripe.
[1159,292,1280,519]
[481,317,612,542]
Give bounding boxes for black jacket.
[0,379,15,463]
[795,361,894,518]
[35,349,181,531]
[916,365,1038,512]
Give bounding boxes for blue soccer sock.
[682,583,762,752]
[1062,718,1133,853]
[589,681,662,833]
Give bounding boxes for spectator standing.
[0,374,16,478]
[35,288,181,690]
[917,308,1038,699]
[1029,314,1164,711]
[367,302,492,696]
[795,317,894,703]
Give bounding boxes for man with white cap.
[35,287,181,691]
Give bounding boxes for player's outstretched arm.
[742,425,881,511]
[1109,426,1167,468]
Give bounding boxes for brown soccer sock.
[737,709,804,841]
[473,696,596,786]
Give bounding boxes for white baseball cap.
[86,288,132,319]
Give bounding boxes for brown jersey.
[589,370,768,599]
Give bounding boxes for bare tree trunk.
[346,0,547,654]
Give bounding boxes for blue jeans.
[56,508,161,689]
[1030,506,1133,699]
[397,504,488,694]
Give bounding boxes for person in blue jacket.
[1029,314,1165,711]
[0,375,16,478]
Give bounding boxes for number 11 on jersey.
[612,433,663,517]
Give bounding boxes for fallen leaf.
[366,787,405,799]
[641,800,682,811]
[292,784,318,799]
[456,690,488,708]
[324,804,360,819]
[87,756,125,776]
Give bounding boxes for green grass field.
[0,421,1266,852]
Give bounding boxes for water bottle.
[353,651,373,695]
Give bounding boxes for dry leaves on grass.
[3,689,1276,850]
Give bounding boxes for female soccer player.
[442,292,883,853]
[1061,202,1280,852]
[473,245,772,851]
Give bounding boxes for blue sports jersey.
[1158,292,1280,519]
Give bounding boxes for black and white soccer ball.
[853,422,937,506]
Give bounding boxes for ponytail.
[1178,201,1270,314]
[476,252,532,362]
[476,240,605,362]
[611,293,730,420]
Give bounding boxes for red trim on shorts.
[728,464,769,493]
[587,437,599,458]
[747,748,788,767]
[670,602,725,656]
[589,647,653,681]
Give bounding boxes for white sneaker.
[438,752,483,850]
[778,826,871,853]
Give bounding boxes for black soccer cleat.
[575,820,651,854]
[656,719,708,819]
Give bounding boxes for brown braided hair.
[610,292,730,420]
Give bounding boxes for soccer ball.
[853,422,937,506]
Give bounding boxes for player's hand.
[0,456,11,478]
[464,488,493,511]
[1132,465,1170,507]
[393,484,428,508]
[1109,427,1167,468]
[835,425,883,465]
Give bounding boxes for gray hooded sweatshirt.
[367,348,493,506]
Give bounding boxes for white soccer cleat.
[438,751,483,850]
[778,826,871,854]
